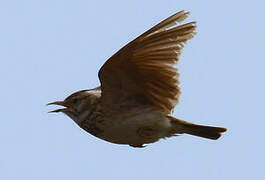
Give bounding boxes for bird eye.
[72,98,78,104]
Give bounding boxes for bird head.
[48,90,101,124]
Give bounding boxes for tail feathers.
[168,116,227,140]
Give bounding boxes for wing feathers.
[138,11,190,41]
[137,22,196,49]
[130,12,196,113]
[99,11,196,114]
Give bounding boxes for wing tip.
[173,10,190,23]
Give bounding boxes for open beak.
[47,101,69,113]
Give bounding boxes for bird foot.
[129,144,146,148]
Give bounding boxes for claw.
[130,144,146,148]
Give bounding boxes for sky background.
[1,0,265,179]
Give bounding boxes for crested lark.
[48,11,226,148]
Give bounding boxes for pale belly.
[98,109,172,146]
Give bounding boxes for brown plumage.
[48,11,226,148]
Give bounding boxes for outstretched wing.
[98,11,196,114]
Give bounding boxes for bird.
[48,10,227,148]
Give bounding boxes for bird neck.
[74,95,101,125]
[78,98,104,137]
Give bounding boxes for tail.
[168,116,227,140]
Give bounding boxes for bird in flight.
[48,10,226,148]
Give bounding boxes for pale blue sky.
[1,0,265,179]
